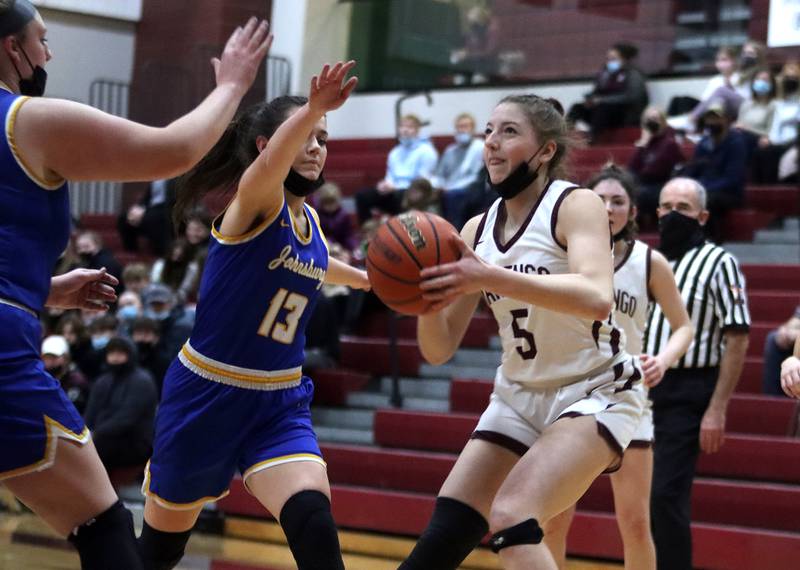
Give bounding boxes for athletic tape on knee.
[489,518,544,553]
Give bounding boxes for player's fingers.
[248,19,269,50]
[328,61,344,82]
[211,57,220,75]
[225,26,243,50]
[240,17,259,43]
[318,64,331,84]
[340,76,359,99]
[310,75,319,94]
[257,34,274,59]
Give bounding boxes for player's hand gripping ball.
[366,211,461,315]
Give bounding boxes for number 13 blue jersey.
[181,200,328,389]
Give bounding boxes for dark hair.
[88,314,119,333]
[131,317,160,335]
[56,312,88,342]
[498,94,578,180]
[613,43,639,61]
[585,163,639,241]
[172,95,308,229]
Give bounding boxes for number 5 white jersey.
[474,180,627,389]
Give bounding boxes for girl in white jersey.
[543,165,693,570]
[399,96,647,570]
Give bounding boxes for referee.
[645,177,750,570]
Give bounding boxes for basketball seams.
[365,253,421,286]
[422,212,441,265]
[386,218,424,270]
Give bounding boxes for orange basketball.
[366,211,461,315]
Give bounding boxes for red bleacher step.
[742,264,800,292]
[218,480,800,569]
[340,336,422,376]
[312,369,371,407]
[374,409,800,483]
[353,311,496,348]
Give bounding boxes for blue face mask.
[606,60,622,73]
[91,335,110,350]
[117,305,139,321]
[398,136,415,147]
[752,79,771,95]
[145,308,171,322]
[454,132,473,145]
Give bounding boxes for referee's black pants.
[649,367,718,570]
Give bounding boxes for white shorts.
[629,396,654,446]
[474,357,646,463]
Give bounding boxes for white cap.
[42,335,70,357]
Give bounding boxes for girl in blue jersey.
[543,166,693,570]
[0,2,270,568]
[139,61,367,570]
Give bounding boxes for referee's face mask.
[657,211,705,259]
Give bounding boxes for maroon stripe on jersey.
[645,245,653,302]
[471,430,529,457]
[592,320,601,348]
[549,185,581,251]
[473,209,490,249]
[614,361,641,393]
[493,179,553,253]
[610,327,621,355]
[614,239,635,273]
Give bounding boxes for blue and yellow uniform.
[144,199,330,509]
[0,83,89,481]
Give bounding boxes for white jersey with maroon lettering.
[613,240,652,356]
[474,179,627,389]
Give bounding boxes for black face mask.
[783,78,799,95]
[486,142,546,201]
[658,210,706,260]
[108,362,128,377]
[740,55,757,69]
[46,365,65,378]
[284,168,325,197]
[612,228,629,242]
[11,44,47,97]
[704,123,724,138]
[644,120,661,134]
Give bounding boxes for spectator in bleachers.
[762,304,800,397]
[74,230,124,294]
[737,41,768,98]
[777,143,799,183]
[83,336,157,471]
[752,60,800,183]
[567,42,649,140]
[402,177,441,215]
[680,97,748,238]
[42,335,89,414]
[629,106,685,225]
[431,113,485,229]
[130,317,171,396]
[450,4,501,85]
[121,262,151,296]
[85,314,120,380]
[668,46,745,132]
[56,313,94,379]
[304,293,341,373]
[141,283,194,361]
[315,182,359,255]
[781,334,800,398]
[735,68,777,156]
[355,114,439,223]
[150,238,201,305]
[117,178,176,256]
[115,290,142,335]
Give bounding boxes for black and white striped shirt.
[644,242,750,369]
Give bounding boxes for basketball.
[366,211,461,315]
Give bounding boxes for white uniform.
[613,239,654,444]
[472,180,646,458]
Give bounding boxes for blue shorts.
[144,360,324,510]
[0,304,88,481]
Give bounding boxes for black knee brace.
[279,490,344,570]
[137,520,193,570]
[399,496,489,570]
[489,518,544,553]
[67,500,144,570]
